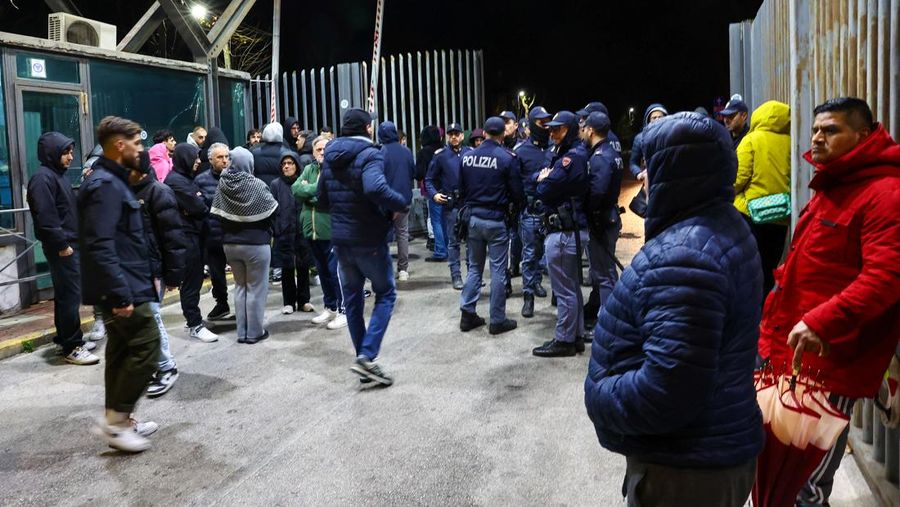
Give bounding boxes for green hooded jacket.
[292,162,332,240]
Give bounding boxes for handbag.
[747,192,791,224]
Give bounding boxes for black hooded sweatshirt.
[164,143,208,236]
[133,151,187,287]
[415,126,443,182]
[27,132,78,253]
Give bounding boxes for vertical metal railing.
[251,49,485,152]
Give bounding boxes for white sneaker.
[398,270,409,281]
[282,305,295,315]
[81,340,97,352]
[190,325,219,343]
[130,417,159,437]
[327,313,348,330]
[92,419,151,453]
[88,319,106,341]
[65,347,100,365]
[311,309,336,325]
[300,303,315,313]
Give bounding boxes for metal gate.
[251,49,485,153]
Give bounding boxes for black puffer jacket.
[78,156,156,308]
[252,122,286,187]
[269,150,300,242]
[26,132,78,253]
[164,143,208,236]
[133,153,187,287]
[195,167,224,245]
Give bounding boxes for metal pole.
[426,51,432,126]
[381,57,388,122]
[441,50,449,128]
[399,54,408,140]
[270,0,281,122]
[391,55,399,126]
[417,52,424,133]
[291,70,299,125]
[478,50,486,122]
[281,71,289,120]
[466,50,473,131]
[311,68,318,132]
[300,70,308,130]
[367,0,385,114]
[457,49,464,127]
[434,50,441,129]
[319,67,327,132]
[407,53,416,153]
[330,66,338,130]
[449,49,457,125]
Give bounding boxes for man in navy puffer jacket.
[318,108,408,387]
[584,112,764,506]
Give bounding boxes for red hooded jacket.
[758,124,900,398]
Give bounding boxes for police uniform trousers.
[460,215,509,325]
[441,206,463,279]
[545,229,588,343]
[586,216,622,317]
[518,209,545,294]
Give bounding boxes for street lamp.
[191,4,208,20]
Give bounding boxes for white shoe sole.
[349,365,393,386]
[91,425,151,453]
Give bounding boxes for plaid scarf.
[210,169,278,222]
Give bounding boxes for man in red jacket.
[758,97,900,506]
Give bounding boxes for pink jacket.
[149,143,173,182]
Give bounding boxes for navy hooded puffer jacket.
[317,135,408,246]
[584,112,764,469]
[378,121,415,206]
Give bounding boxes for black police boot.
[521,293,535,318]
[534,284,547,298]
[426,238,434,251]
[510,264,521,278]
[460,310,485,332]
[574,337,585,353]
[532,339,577,357]
[452,275,464,290]
[489,318,518,335]
[505,272,513,298]
[551,292,557,307]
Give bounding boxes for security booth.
[0,31,251,314]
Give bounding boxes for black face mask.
[530,121,549,147]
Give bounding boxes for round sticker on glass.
[140,130,148,140]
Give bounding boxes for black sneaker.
[146,368,179,398]
[244,330,269,345]
[207,302,231,321]
[533,339,577,357]
[534,284,547,298]
[460,310,486,332]
[426,238,435,251]
[574,338,585,353]
[350,357,393,386]
[424,256,447,263]
[489,318,517,335]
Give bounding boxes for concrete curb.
[0,278,219,361]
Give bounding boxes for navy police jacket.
[514,136,553,202]
[459,139,525,221]
[317,136,408,246]
[535,137,590,229]
[586,138,624,221]
[424,144,472,204]
[585,113,764,468]
[78,157,157,308]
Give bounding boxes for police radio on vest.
[463,155,498,169]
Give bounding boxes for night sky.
[1,0,762,130]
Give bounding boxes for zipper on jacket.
[311,208,317,240]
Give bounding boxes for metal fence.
[728,0,899,224]
[730,1,900,503]
[250,49,485,154]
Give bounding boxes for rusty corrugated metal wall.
[729,0,899,224]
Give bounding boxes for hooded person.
[317,108,409,385]
[283,116,301,152]
[211,149,279,345]
[251,122,286,186]
[148,142,173,182]
[585,112,764,506]
[628,103,669,179]
[378,121,416,279]
[270,149,314,314]
[26,132,96,364]
[164,142,221,341]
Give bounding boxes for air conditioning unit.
[48,13,116,50]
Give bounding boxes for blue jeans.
[587,218,622,311]
[460,216,509,325]
[441,207,462,278]
[545,230,587,343]
[519,210,545,294]
[334,243,396,361]
[310,239,343,312]
[428,200,447,259]
[151,283,176,372]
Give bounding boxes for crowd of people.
[24,93,899,507]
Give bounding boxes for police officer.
[516,106,554,318]
[581,112,623,327]
[532,111,589,357]
[499,110,523,287]
[576,101,623,154]
[425,122,472,289]
[458,117,524,334]
[499,111,518,149]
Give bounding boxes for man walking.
[458,117,524,334]
[27,132,98,365]
[80,116,161,452]
[378,121,415,281]
[425,122,472,289]
[759,98,900,507]
[317,109,409,386]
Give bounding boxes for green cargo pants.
[101,302,160,414]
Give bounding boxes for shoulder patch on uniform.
[435,147,445,154]
[562,156,571,167]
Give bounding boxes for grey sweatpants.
[224,243,271,341]
[393,211,410,272]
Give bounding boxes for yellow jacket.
[734,100,791,217]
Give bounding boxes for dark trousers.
[180,234,204,327]
[206,240,229,305]
[798,395,857,506]
[743,215,788,301]
[45,248,84,353]
[310,239,342,312]
[101,303,160,413]
[277,234,311,309]
[623,456,756,507]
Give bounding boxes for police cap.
[484,117,506,135]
